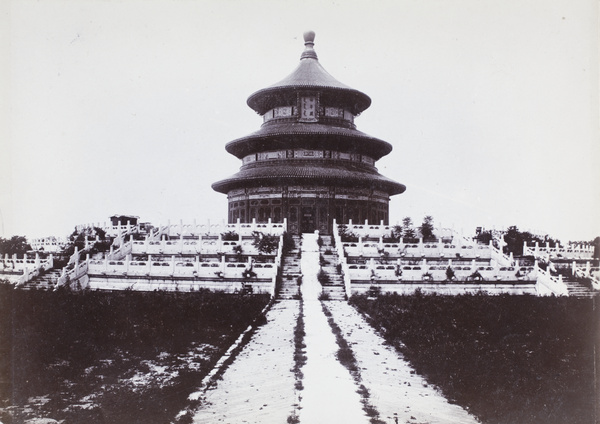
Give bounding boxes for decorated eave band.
[241,149,377,166]
[224,128,393,160]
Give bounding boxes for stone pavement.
[297,234,368,423]
[185,233,478,424]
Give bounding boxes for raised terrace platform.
[331,220,576,297]
[8,217,597,297]
[35,220,285,295]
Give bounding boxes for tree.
[502,226,558,257]
[420,216,435,241]
[402,217,416,239]
[390,225,403,241]
[0,236,31,256]
[475,229,493,245]
[64,227,113,258]
[503,226,525,256]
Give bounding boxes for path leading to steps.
[186,233,477,424]
[297,233,369,423]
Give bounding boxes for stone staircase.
[318,235,346,301]
[21,269,61,290]
[562,277,599,298]
[551,268,599,298]
[278,235,302,300]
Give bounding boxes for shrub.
[367,285,381,297]
[318,291,330,301]
[338,225,358,243]
[221,231,239,241]
[317,236,323,248]
[251,231,279,254]
[468,270,483,281]
[317,269,330,285]
[282,232,295,254]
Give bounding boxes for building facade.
[212,32,405,234]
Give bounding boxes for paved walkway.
[298,234,369,423]
[187,233,478,424]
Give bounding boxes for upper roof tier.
[246,31,372,116]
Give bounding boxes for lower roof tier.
[225,122,393,160]
[212,160,406,195]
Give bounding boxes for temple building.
[212,31,405,234]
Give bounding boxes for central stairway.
[278,235,302,300]
[318,235,347,301]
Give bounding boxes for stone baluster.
[217,233,223,252]
[585,261,591,274]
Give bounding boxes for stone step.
[562,279,599,297]
[321,286,347,301]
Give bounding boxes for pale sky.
[1,0,598,242]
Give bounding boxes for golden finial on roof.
[301,30,318,60]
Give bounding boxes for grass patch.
[350,292,598,424]
[292,299,307,391]
[288,299,306,423]
[0,283,269,423]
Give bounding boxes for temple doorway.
[300,207,315,233]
